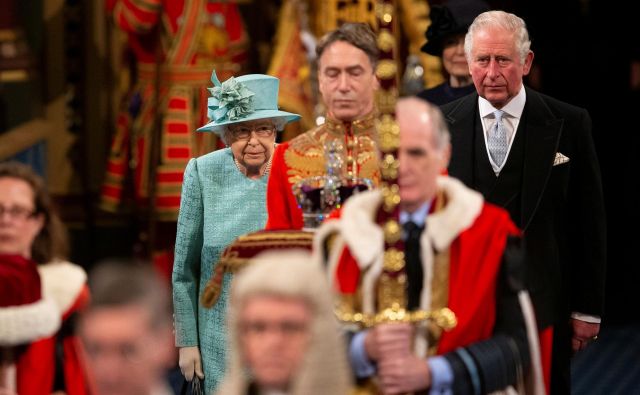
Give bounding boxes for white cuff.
[571,312,601,324]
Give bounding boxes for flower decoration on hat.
[207,71,255,123]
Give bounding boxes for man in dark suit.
[442,10,606,394]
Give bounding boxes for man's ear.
[440,143,452,169]
[522,50,535,76]
[373,74,381,91]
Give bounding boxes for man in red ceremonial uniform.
[101,0,250,220]
[316,98,546,394]
[265,22,381,230]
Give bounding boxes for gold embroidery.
[235,231,314,243]
[284,112,380,186]
[285,130,326,186]
[324,110,377,137]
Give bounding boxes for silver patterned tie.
[488,110,508,167]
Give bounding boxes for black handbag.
[180,376,203,395]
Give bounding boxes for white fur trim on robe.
[0,297,61,346]
[38,260,87,315]
[318,176,484,353]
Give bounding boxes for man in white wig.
[215,249,352,395]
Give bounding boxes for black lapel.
[520,88,563,230]
[445,93,479,186]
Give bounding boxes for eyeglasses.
[0,205,37,221]
[230,124,276,141]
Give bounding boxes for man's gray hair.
[464,10,531,63]
[426,101,451,150]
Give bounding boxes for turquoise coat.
[172,148,269,394]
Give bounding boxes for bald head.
[396,97,450,150]
[397,98,451,212]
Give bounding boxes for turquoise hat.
[197,71,301,135]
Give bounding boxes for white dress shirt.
[478,86,526,175]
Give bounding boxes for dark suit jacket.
[442,87,606,328]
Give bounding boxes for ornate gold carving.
[377,272,406,311]
[377,114,400,152]
[376,60,397,80]
[375,89,398,115]
[383,219,401,244]
[335,293,357,315]
[383,248,405,272]
[381,153,399,180]
[377,28,395,52]
[335,304,458,330]
[381,184,401,212]
[375,2,395,24]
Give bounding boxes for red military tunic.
[101,0,249,219]
[266,111,380,230]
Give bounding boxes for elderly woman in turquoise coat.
[172,71,300,395]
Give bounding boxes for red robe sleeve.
[265,143,304,230]
[112,0,162,34]
[438,204,520,354]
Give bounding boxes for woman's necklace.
[234,156,272,178]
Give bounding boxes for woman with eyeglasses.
[172,71,300,395]
[0,161,92,395]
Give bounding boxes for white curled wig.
[216,249,353,395]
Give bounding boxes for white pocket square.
[553,152,570,166]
